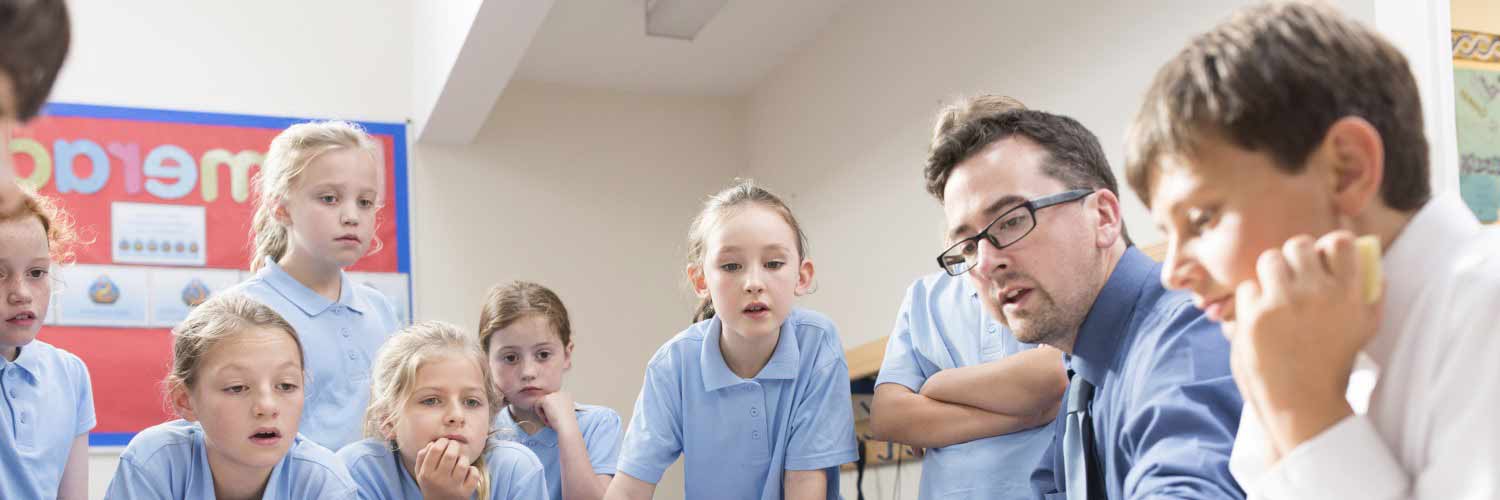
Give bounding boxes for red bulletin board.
[11,103,411,446]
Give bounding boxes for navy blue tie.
[1064,370,1098,500]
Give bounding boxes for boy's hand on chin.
[1230,231,1382,457]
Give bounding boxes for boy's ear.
[686,264,709,298]
[562,342,574,371]
[170,385,198,422]
[1319,116,1385,216]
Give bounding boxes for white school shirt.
[105,419,358,499]
[1230,193,1500,499]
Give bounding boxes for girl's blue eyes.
[419,397,487,408]
[316,194,377,208]
[719,261,787,272]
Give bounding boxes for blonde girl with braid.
[226,120,402,451]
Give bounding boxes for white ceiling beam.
[413,0,555,144]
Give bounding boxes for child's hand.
[535,391,579,433]
[1229,231,1382,456]
[414,438,481,500]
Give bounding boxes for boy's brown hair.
[0,0,70,121]
[1125,1,1429,212]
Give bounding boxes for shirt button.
[341,328,351,338]
[347,352,357,360]
[17,414,25,424]
[750,407,759,417]
[751,430,760,440]
[987,324,997,333]
[6,390,15,398]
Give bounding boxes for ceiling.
[512,0,853,96]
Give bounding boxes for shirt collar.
[1367,192,1482,364]
[1,343,42,381]
[256,257,366,316]
[496,406,558,445]
[700,315,802,392]
[960,272,979,300]
[1069,246,1157,385]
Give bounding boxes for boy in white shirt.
[1124,3,1500,499]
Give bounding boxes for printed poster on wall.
[145,268,243,328]
[111,202,207,266]
[1455,67,1500,223]
[55,264,149,328]
[12,103,412,445]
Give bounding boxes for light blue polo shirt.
[227,257,401,451]
[337,438,549,500]
[875,271,1056,499]
[0,340,95,500]
[616,307,858,500]
[494,403,621,500]
[104,419,358,499]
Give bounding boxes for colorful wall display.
[12,104,412,445]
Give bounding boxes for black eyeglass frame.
[936,189,1095,276]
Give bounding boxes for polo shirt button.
[341,328,351,337]
[750,407,758,417]
[347,353,357,360]
[987,324,997,333]
[751,430,760,440]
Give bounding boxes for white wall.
[741,1,1370,496]
[51,1,413,498]
[54,0,412,123]
[408,79,747,498]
